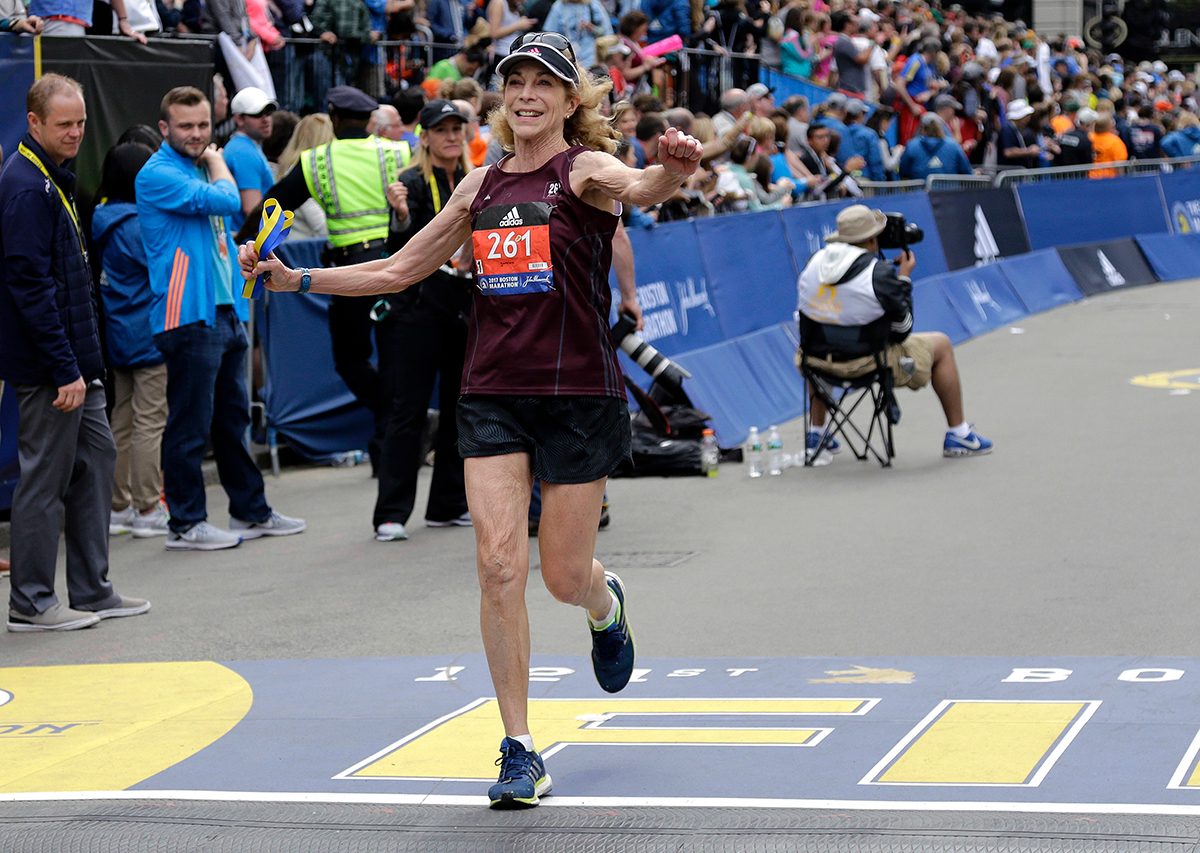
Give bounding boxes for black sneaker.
[589,571,635,693]
[488,737,552,808]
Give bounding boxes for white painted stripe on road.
[6,790,1200,815]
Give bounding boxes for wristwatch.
[298,268,312,294]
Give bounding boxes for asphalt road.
[1,279,1198,666]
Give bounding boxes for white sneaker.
[165,521,242,551]
[375,522,408,541]
[230,510,307,540]
[131,503,171,538]
[426,511,472,528]
[109,506,136,535]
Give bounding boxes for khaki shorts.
[797,333,936,390]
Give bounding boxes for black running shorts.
[457,395,632,484]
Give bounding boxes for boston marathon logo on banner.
[1172,200,1200,234]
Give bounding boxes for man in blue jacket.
[0,74,149,631]
[138,86,305,551]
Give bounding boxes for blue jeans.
[155,308,270,533]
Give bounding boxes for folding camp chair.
[798,321,898,468]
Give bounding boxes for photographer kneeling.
[797,205,993,461]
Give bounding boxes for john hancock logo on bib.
[472,202,555,295]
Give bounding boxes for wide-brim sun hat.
[828,205,887,243]
[496,35,581,87]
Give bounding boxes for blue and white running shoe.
[488,737,552,808]
[590,571,635,694]
[943,428,993,457]
[805,431,841,461]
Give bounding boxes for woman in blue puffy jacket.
[898,112,973,181]
[91,143,170,538]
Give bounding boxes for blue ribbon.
[243,198,294,299]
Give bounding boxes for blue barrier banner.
[731,324,807,426]
[620,221,723,356]
[268,239,374,459]
[696,211,799,339]
[929,263,1027,338]
[781,198,856,273]
[1158,170,1200,234]
[0,380,18,513]
[782,193,949,278]
[998,249,1083,313]
[0,35,35,167]
[675,341,781,446]
[1134,233,1200,281]
[912,277,970,344]
[1057,238,1158,296]
[761,68,836,112]
[1017,175,1170,250]
[873,194,949,277]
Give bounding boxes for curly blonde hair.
[488,64,622,155]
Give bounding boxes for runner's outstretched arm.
[238,168,486,298]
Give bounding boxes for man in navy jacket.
[0,74,149,632]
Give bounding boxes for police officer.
[245,85,412,470]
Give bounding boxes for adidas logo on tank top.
[497,207,524,227]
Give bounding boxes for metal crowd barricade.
[994,155,1200,187]
[925,173,994,192]
[275,32,451,111]
[857,179,924,197]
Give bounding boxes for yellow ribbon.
[243,198,294,299]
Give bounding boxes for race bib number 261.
[472,202,555,295]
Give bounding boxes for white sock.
[588,591,618,629]
[512,734,535,752]
[808,425,825,435]
[949,422,972,438]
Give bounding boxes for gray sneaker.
[165,521,242,551]
[8,603,101,632]
[109,506,136,535]
[77,595,151,620]
[230,510,306,540]
[131,503,171,538]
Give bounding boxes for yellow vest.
[301,135,412,248]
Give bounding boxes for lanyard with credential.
[18,142,87,259]
[427,172,444,214]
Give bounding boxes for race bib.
[471,202,555,295]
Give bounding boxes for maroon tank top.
[463,146,624,398]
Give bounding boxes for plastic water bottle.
[746,426,764,478]
[767,425,784,476]
[700,428,720,477]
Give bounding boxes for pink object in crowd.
[644,35,684,57]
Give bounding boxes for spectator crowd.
[5,0,1200,222]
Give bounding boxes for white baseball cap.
[230,86,278,117]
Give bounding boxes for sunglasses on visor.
[510,31,577,63]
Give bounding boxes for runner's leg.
[537,479,612,620]
[466,454,534,737]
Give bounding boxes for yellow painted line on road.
[342,697,873,781]
[863,700,1099,787]
[1130,369,1200,390]
[0,662,253,793]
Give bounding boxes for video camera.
[611,312,692,399]
[876,212,924,251]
